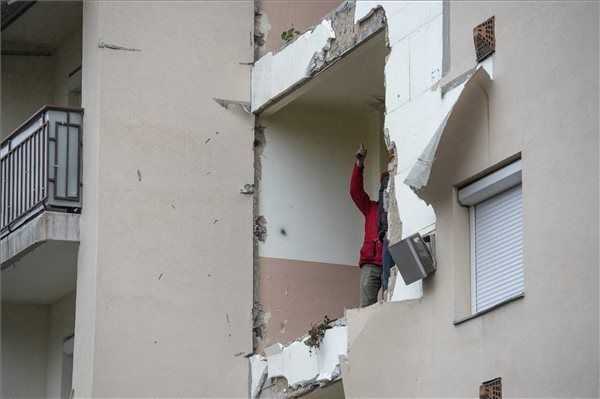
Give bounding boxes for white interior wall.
[1,303,50,399]
[1,30,82,139]
[259,104,382,266]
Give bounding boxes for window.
[458,160,523,313]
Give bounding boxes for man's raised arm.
[350,145,370,215]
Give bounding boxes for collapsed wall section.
[250,1,496,396]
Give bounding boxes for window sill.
[453,293,524,326]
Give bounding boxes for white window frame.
[459,159,523,315]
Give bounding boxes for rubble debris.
[281,27,301,43]
[253,302,267,349]
[241,183,255,195]
[250,321,347,398]
[304,315,332,352]
[252,19,336,112]
[254,216,267,242]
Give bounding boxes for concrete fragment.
[252,19,336,112]
[213,98,251,114]
[1,212,80,266]
[252,324,348,397]
[251,1,387,114]
[404,58,495,192]
[250,355,269,399]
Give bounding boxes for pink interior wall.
[259,0,341,55]
[259,257,360,349]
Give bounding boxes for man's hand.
[355,144,367,167]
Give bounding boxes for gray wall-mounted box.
[389,233,436,285]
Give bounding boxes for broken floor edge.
[249,321,347,399]
[251,1,387,114]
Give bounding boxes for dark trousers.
[360,264,382,307]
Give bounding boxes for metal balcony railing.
[0,106,83,239]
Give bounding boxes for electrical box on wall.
[389,233,436,285]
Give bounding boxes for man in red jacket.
[350,145,383,307]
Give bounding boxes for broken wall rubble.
[250,322,348,399]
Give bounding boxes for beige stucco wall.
[344,1,599,397]
[74,1,254,397]
[1,30,82,139]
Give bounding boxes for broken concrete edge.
[251,1,386,114]
[249,320,347,398]
[1,211,80,267]
[404,56,495,196]
[213,97,251,114]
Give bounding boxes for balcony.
[1,106,83,240]
[1,107,82,305]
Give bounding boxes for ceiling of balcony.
[262,30,387,115]
[2,240,77,304]
[1,1,82,55]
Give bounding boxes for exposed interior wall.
[256,0,341,57]
[343,1,599,397]
[1,303,50,399]
[258,257,359,348]
[260,105,382,265]
[1,29,82,139]
[75,2,254,397]
[258,103,383,346]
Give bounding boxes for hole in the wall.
[256,31,389,350]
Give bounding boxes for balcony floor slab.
[1,211,79,266]
[1,212,79,304]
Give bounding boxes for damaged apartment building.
[1,0,598,398]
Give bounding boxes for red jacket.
[350,164,383,267]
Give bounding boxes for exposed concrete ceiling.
[1,1,82,55]
[278,31,387,114]
[2,240,77,304]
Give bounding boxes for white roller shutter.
[473,184,524,312]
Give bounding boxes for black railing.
[0,106,83,238]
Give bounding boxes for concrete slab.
[1,211,79,267]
